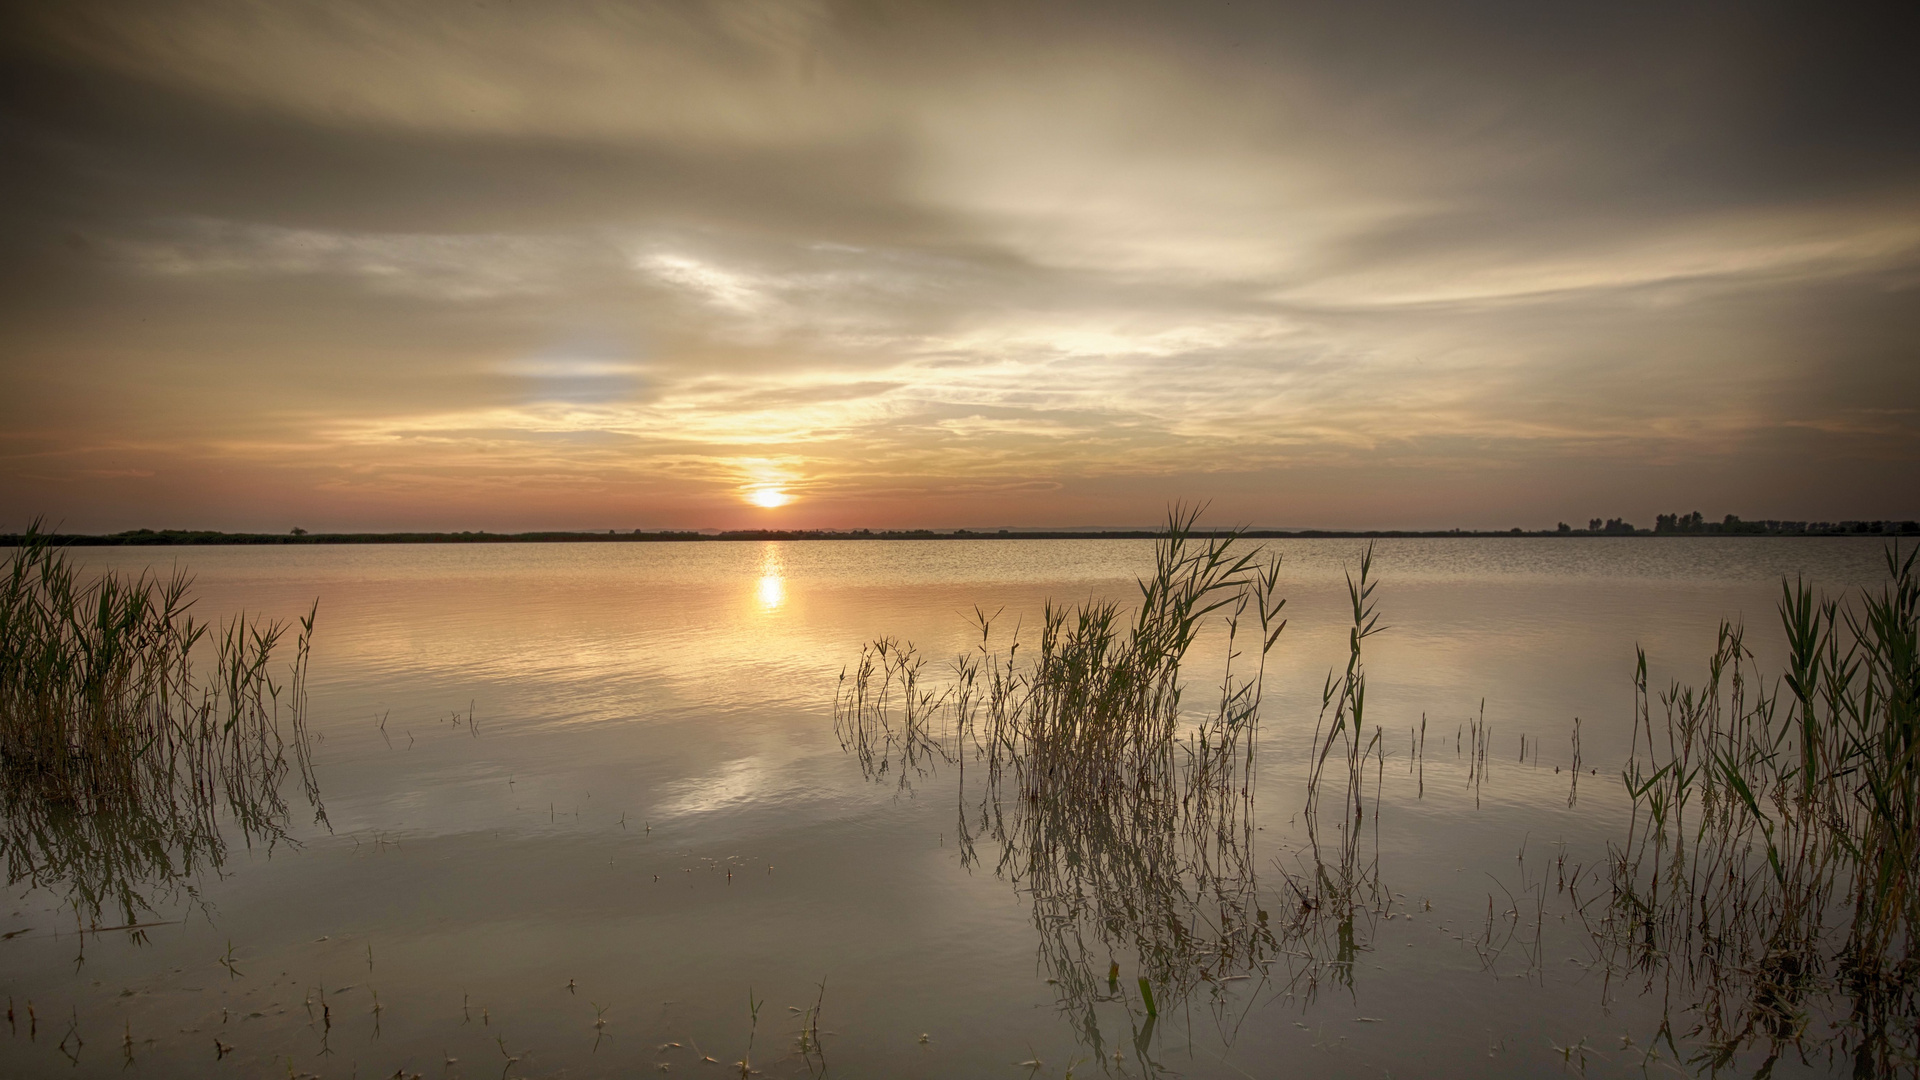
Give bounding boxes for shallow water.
[0,537,1899,1078]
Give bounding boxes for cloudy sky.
[2,1,1915,532]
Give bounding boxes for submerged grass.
[0,525,324,926]
[1601,545,1919,1074]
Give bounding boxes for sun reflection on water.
[756,544,786,610]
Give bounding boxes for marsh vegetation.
[836,512,1412,1065]
[1597,547,1918,1074]
[0,527,324,930]
[839,518,1920,1075]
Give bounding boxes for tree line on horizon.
[6,513,1919,546]
[1554,513,1920,536]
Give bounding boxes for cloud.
[638,252,769,313]
[1,1,1916,530]
[110,218,607,300]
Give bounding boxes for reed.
[1285,541,1389,984]
[0,524,323,925]
[1600,544,1919,1074]
[836,507,1292,1059]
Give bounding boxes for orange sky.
[2,2,1916,532]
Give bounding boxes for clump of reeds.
[1600,545,1919,1074]
[835,507,1288,1048]
[0,525,323,925]
[832,636,953,790]
[836,505,1286,796]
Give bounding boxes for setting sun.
[747,487,790,509]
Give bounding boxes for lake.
[0,537,1902,1078]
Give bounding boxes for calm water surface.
[0,538,1897,1078]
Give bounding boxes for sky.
[1,1,1916,533]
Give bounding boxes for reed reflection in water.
[1588,547,1920,1076]
[838,525,1920,1076]
[0,532,327,938]
[836,517,1408,1071]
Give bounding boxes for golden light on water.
[747,487,791,508]
[755,544,786,610]
[757,573,786,609]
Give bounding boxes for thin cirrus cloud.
[0,1,1915,531]
[110,218,603,300]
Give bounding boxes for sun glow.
[747,487,790,508]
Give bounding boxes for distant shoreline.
[9,523,1917,546]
